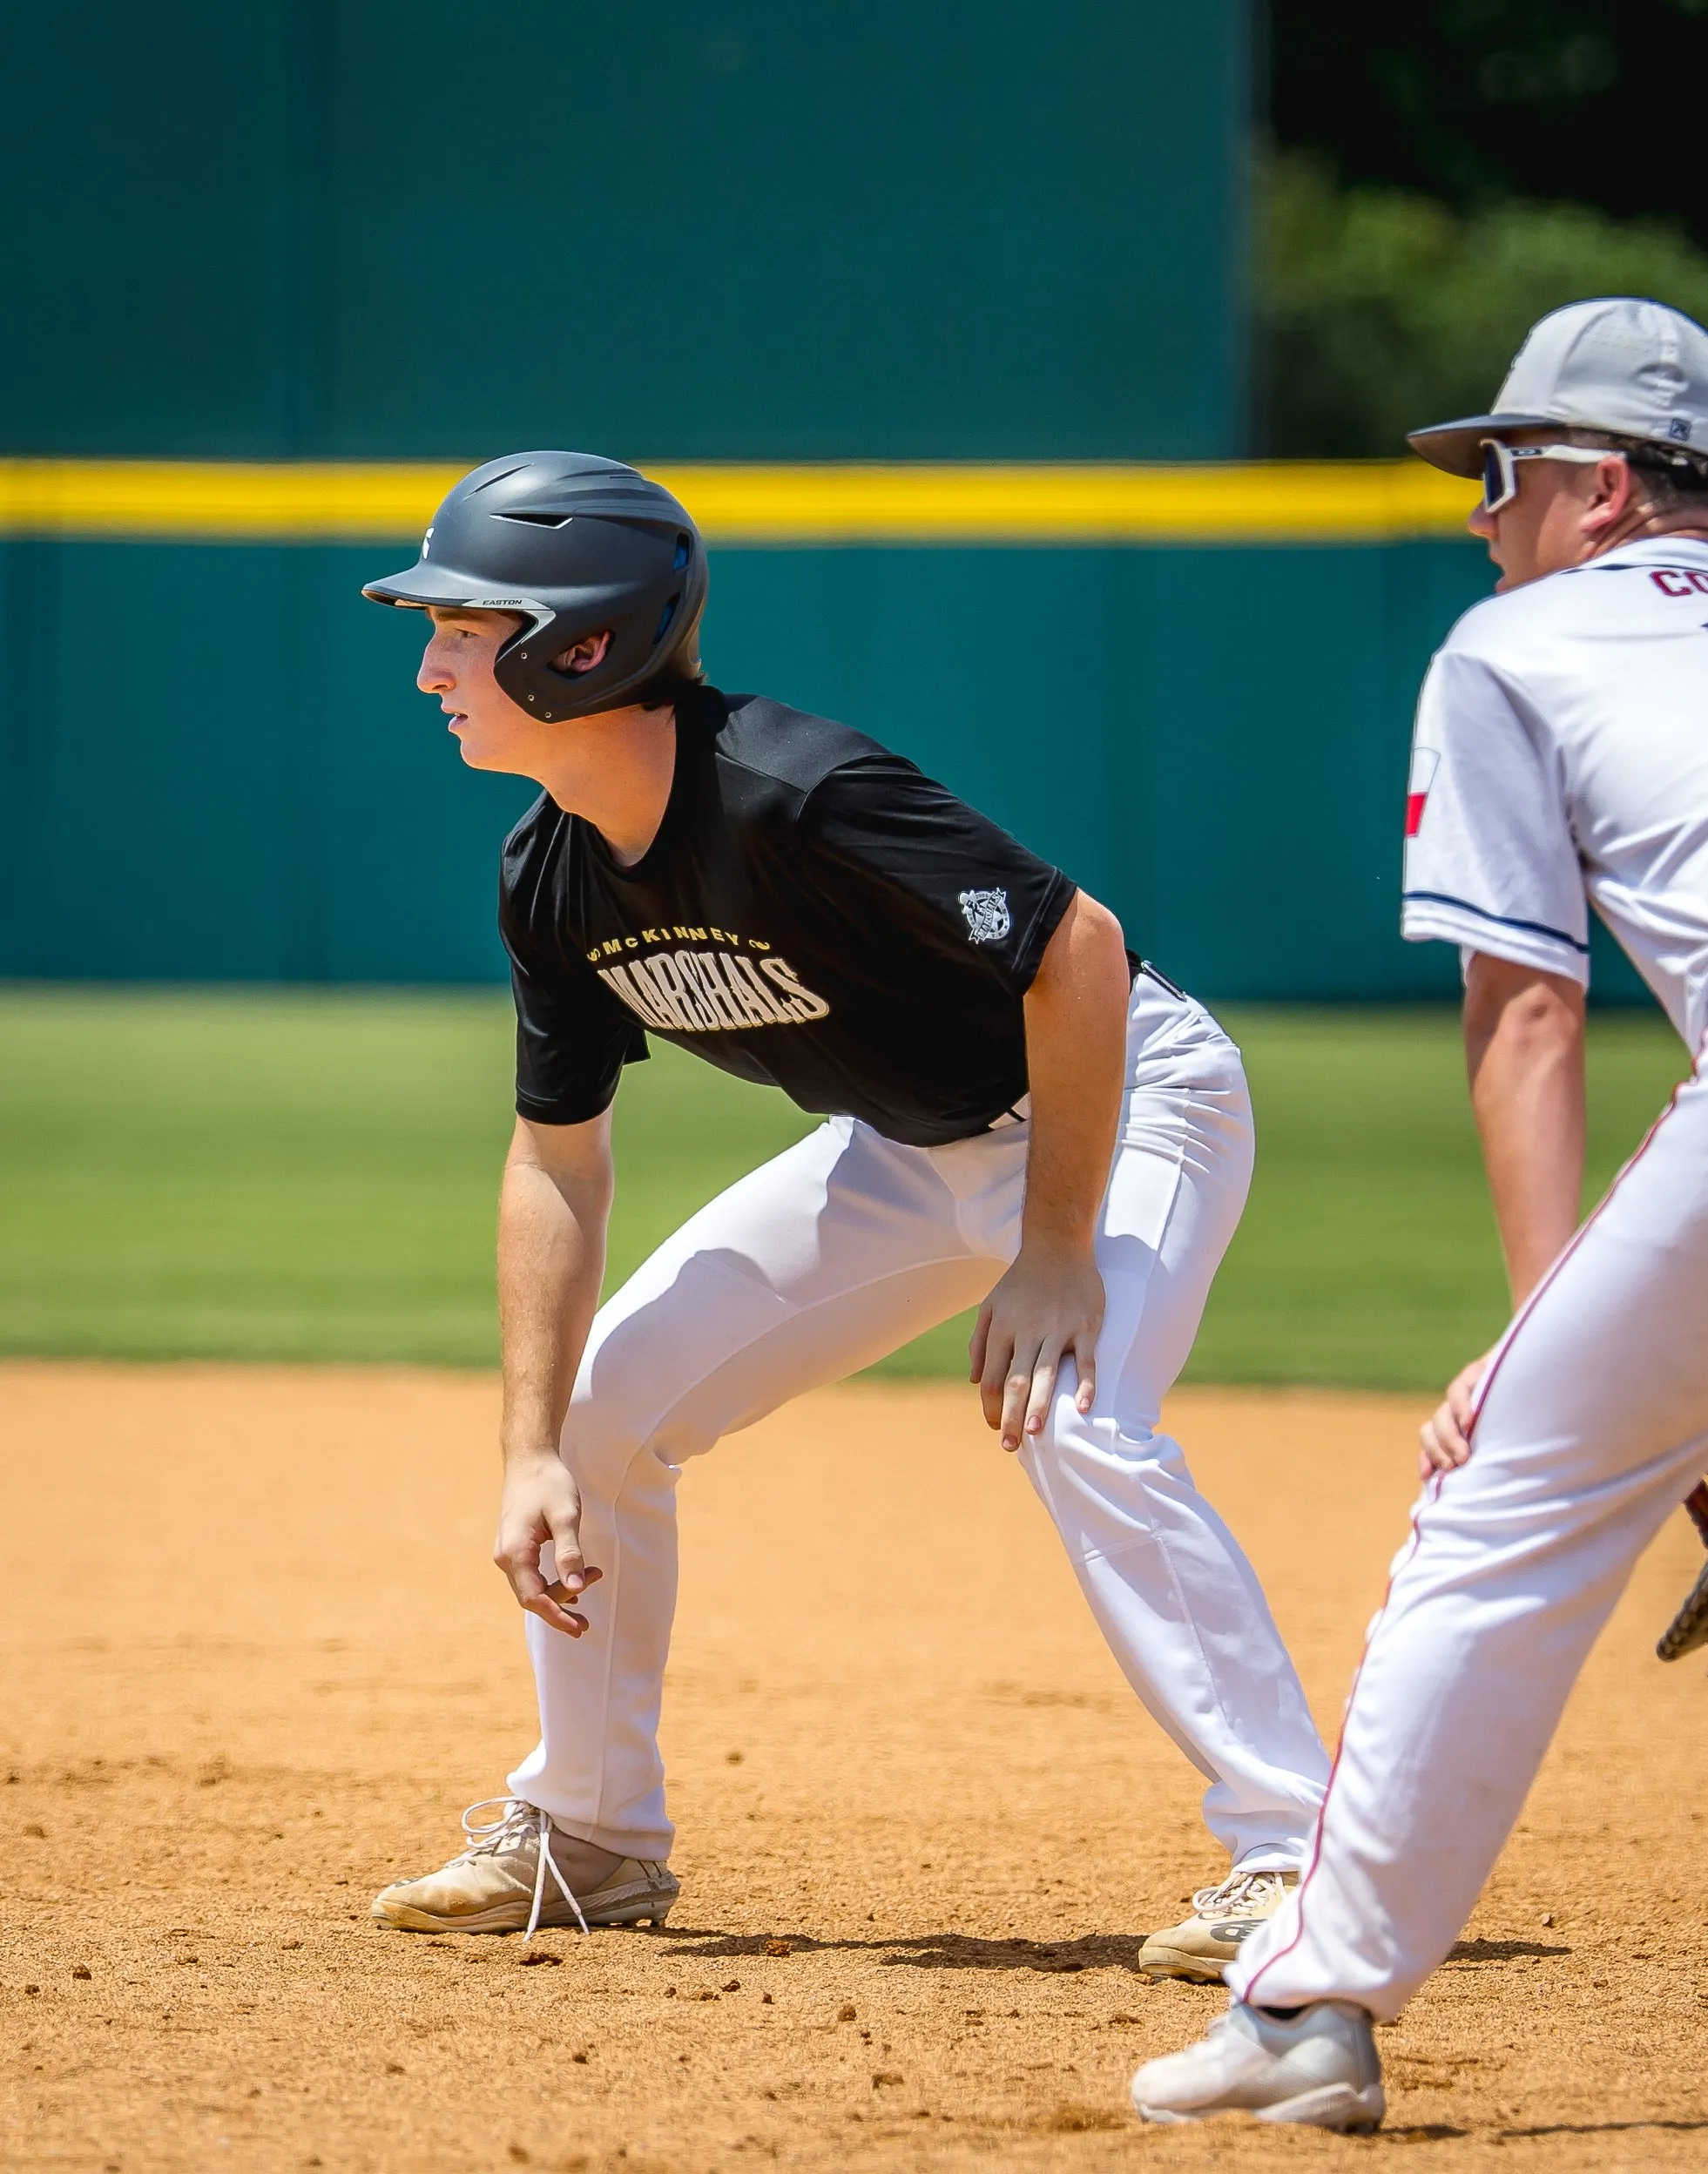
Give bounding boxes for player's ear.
[551,630,613,677]
[1584,456,1637,530]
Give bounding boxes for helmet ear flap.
[494,605,583,721]
[490,607,561,719]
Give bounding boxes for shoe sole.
[1134,2083,1384,2134]
[372,1893,676,1934]
[1136,1943,1231,1983]
[1257,2083,1384,2132]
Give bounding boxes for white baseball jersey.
[1401,535,1708,1055]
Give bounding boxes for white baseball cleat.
[1129,1999,1385,2131]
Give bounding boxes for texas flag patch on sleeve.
[1405,747,1441,838]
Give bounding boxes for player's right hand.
[1418,1352,1494,1482]
[493,1450,603,1637]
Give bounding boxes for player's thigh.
[570,1117,992,1468]
[611,1252,996,1468]
[1090,1050,1254,1436]
[1468,1070,1708,1510]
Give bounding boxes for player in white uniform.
[355,452,1330,1948]
[1130,297,1708,2130]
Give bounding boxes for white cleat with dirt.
[371,1798,678,1941]
[1130,1999,1385,2131]
[1138,1867,1298,1982]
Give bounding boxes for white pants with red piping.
[1228,1064,1708,2022]
[506,973,1329,1868]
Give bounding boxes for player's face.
[417,608,532,771]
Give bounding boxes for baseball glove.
[1657,1481,1708,1663]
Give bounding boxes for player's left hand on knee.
[969,1245,1104,1453]
[1418,1350,1493,1482]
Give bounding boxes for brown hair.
[1563,427,1708,510]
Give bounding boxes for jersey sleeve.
[1401,645,1590,984]
[798,758,1077,996]
[500,877,648,1128]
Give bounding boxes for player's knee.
[570,1320,716,1486]
[1030,1404,1185,1482]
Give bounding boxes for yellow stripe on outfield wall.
[0,458,1480,544]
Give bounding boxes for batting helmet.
[361,451,707,723]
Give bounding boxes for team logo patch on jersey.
[959,888,1011,944]
[1405,748,1441,839]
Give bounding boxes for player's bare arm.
[970,888,1130,1450]
[494,1111,616,1636]
[1419,955,1586,1477]
[1465,955,1588,1298]
[419,596,678,1634]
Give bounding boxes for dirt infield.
[3,1365,1706,2173]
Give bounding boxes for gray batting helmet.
[362,451,707,723]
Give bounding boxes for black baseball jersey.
[499,687,1080,1147]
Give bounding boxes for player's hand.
[969,1243,1104,1453]
[493,1449,603,1637]
[1418,1351,1495,1482]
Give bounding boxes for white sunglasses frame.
[1478,437,1610,515]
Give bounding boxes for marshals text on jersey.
[498,688,1078,1147]
[588,929,830,1035]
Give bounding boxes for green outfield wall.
[0,486,1479,1000]
[0,1,1248,464]
[0,7,1649,1003]
[0,461,1651,1003]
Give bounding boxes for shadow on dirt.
[656,1926,1156,1974]
[1498,2121,1708,2138]
[1445,1937,1572,1961]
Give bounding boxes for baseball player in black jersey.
[362,453,1328,1961]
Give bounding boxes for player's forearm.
[1463,954,1587,1306]
[1019,892,1131,1254]
[496,1121,614,1466]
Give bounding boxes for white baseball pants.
[1230,1063,1708,2022]
[508,973,1330,1868]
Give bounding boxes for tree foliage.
[1257,152,1708,457]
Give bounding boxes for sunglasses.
[1479,438,1608,515]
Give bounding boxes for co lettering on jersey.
[1650,567,1708,598]
[596,947,832,1035]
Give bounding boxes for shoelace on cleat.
[1188,1867,1290,1920]
[455,1797,591,1944]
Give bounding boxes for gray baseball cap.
[1408,296,1708,477]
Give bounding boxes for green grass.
[1197,1005,1684,1386]
[0,988,1686,1387]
